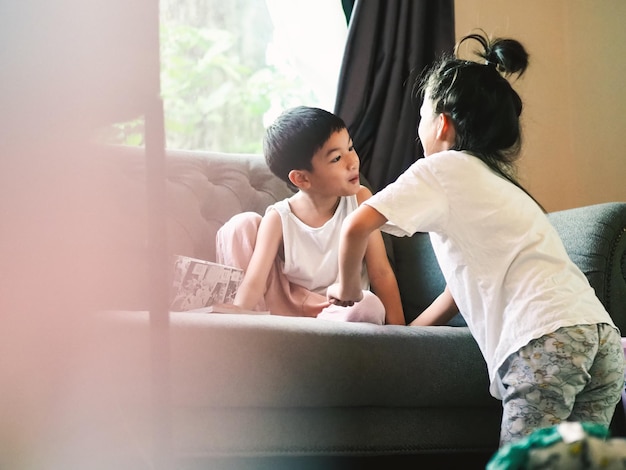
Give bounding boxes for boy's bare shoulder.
[261,206,283,229]
[356,184,373,204]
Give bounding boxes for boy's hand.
[327,283,363,307]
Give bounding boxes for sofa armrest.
[548,202,626,333]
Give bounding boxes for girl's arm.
[356,187,405,325]
[409,286,458,326]
[327,203,388,306]
[233,209,283,310]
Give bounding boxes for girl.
[327,32,624,444]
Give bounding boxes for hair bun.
[457,31,529,78]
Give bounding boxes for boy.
[216,106,405,324]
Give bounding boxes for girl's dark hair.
[264,106,347,189]
[416,31,544,210]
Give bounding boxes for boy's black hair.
[263,106,347,188]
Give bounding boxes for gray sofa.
[80,145,625,469]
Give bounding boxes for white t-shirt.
[269,195,369,295]
[365,150,616,399]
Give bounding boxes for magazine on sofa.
[169,255,269,314]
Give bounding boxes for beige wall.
[454,0,626,211]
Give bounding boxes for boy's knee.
[317,290,385,325]
[217,212,262,243]
[222,211,262,231]
[216,212,262,267]
[358,291,385,324]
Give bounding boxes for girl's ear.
[288,169,310,189]
[436,113,456,145]
[436,113,448,138]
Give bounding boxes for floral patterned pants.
[497,323,625,445]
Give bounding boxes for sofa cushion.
[98,310,497,409]
[66,310,502,460]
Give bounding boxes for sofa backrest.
[96,145,460,322]
[388,233,454,325]
[389,203,626,329]
[95,145,625,330]
[97,145,293,309]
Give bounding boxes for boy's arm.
[364,231,405,325]
[409,286,458,326]
[357,187,405,325]
[233,209,283,310]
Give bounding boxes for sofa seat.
[89,309,501,463]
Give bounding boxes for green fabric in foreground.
[487,421,626,469]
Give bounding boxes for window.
[103,0,347,153]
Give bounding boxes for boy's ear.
[288,169,310,189]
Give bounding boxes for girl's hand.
[326,282,363,307]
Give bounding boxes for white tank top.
[269,195,369,294]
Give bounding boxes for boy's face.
[304,128,361,196]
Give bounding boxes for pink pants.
[216,212,386,324]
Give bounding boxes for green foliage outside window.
[104,4,318,154]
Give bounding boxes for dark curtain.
[334,0,455,192]
[340,0,356,23]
